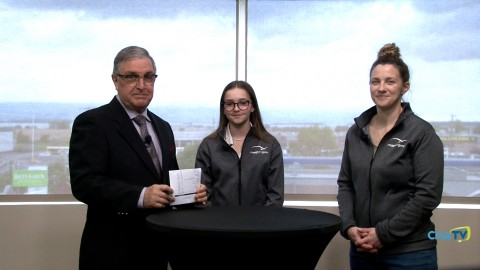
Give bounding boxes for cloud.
[2,0,232,19]
[412,0,479,13]
[409,1,480,61]
[0,2,235,104]
[0,0,478,123]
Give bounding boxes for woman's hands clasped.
[347,226,383,253]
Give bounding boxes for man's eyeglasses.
[222,100,251,111]
[116,74,158,85]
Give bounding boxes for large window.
[0,0,479,197]
[247,0,480,197]
[0,0,236,195]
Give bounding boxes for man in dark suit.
[69,46,207,270]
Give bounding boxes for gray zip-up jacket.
[195,128,284,206]
[337,103,444,254]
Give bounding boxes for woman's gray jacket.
[337,103,444,254]
[195,127,284,206]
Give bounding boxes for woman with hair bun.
[337,43,444,269]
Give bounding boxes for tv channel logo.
[428,226,471,242]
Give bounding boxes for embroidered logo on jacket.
[250,145,268,154]
[387,138,407,148]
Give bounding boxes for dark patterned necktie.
[132,115,161,174]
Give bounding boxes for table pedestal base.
[166,232,336,270]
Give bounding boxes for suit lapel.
[109,98,161,179]
[148,111,172,183]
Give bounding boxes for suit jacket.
[69,97,178,270]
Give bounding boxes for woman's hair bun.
[378,43,401,59]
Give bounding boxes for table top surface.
[146,206,341,238]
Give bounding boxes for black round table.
[146,206,341,270]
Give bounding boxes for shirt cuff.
[137,187,146,208]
